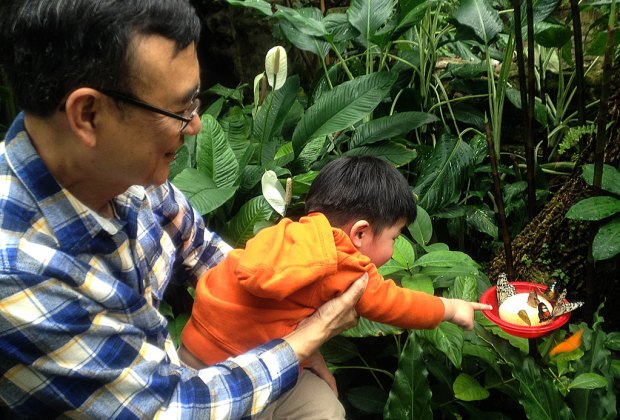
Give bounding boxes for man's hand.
[285,273,368,362]
[440,298,493,330]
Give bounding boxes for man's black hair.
[305,156,417,233]
[0,0,201,116]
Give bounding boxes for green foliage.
[567,164,620,261]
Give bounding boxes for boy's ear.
[348,220,370,247]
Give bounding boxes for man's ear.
[348,220,371,248]
[64,88,104,148]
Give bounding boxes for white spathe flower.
[261,170,287,216]
[265,46,287,91]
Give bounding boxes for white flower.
[265,46,287,91]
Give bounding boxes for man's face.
[99,35,201,188]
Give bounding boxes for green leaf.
[196,114,239,188]
[253,75,301,163]
[534,21,572,48]
[292,72,397,156]
[392,0,437,38]
[222,196,273,247]
[350,112,438,148]
[413,250,479,269]
[321,336,360,363]
[347,386,388,414]
[347,0,397,47]
[279,8,330,56]
[447,276,478,302]
[166,312,189,348]
[568,373,608,390]
[402,274,434,295]
[391,236,414,268]
[453,0,503,43]
[453,373,490,401]
[592,218,620,261]
[465,204,498,238]
[226,0,273,15]
[275,6,328,37]
[346,142,417,166]
[342,316,403,337]
[172,169,237,215]
[408,205,433,246]
[581,164,620,195]
[384,333,433,419]
[566,196,620,221]
[418,323,464,368]
[413,135,475,213]
[605,332,620,351]
[168,143,191,181]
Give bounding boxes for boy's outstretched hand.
[440,298,493,330]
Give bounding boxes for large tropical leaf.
[275,5,327,37]
[196,114,239,188]
[347,0,397,47]
[453,0,503,43]
[253,75,301,163]
[566,196,620,221]
[581,164,620,195]
[592,218,620,261]
[280,8,331,56]
[341,316,402,337]
[345,142,417,167]
[453,373,490,401]
[171,168,237,215]
[349,111,438,148]
[413,135,475,213]
[417,323,464,368]
[384,333,433,419]
[222,196,273,247]
[519,0,561,29]
[226,0,272,15]
[569,325,617,419]
[392,0,439,39]
[292,72,397,156]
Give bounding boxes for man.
[0,0,365,417]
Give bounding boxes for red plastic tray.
[480,281,570,338]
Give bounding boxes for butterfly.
[517,309,531,326]
[543,281,563,301]
[552,295,584,318]
[496,273,516,306]
[549,329,583,356]
[527,289,540,308]
[538,302,552,322]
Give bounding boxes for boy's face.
[358,220,406,267]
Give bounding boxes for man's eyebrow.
[178,84,200,105]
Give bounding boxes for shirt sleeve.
[151,181,233,286]
[0,271,299,419]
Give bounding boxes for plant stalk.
[485,116,514,281]
[525,0,536,219]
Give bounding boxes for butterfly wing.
[538,302,552,322]
[552,300,584,317]
[496,273,516,306]
[527,289,540,308]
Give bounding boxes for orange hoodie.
[181,213,445,365]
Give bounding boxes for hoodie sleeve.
[315,232,445,329]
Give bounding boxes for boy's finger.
[471,302,493,311]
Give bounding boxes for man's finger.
[341,272,368,304]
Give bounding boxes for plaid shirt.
[0,113,298,419]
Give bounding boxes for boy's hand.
[440,298,492,330]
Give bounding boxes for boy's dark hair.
[0,0,201,117]
[305,156,417,233]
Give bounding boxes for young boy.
[180,156,490,414]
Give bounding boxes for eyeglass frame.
[98,88,200,133]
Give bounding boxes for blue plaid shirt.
[0,113,298,418]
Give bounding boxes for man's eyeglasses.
[99,88,200,133]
